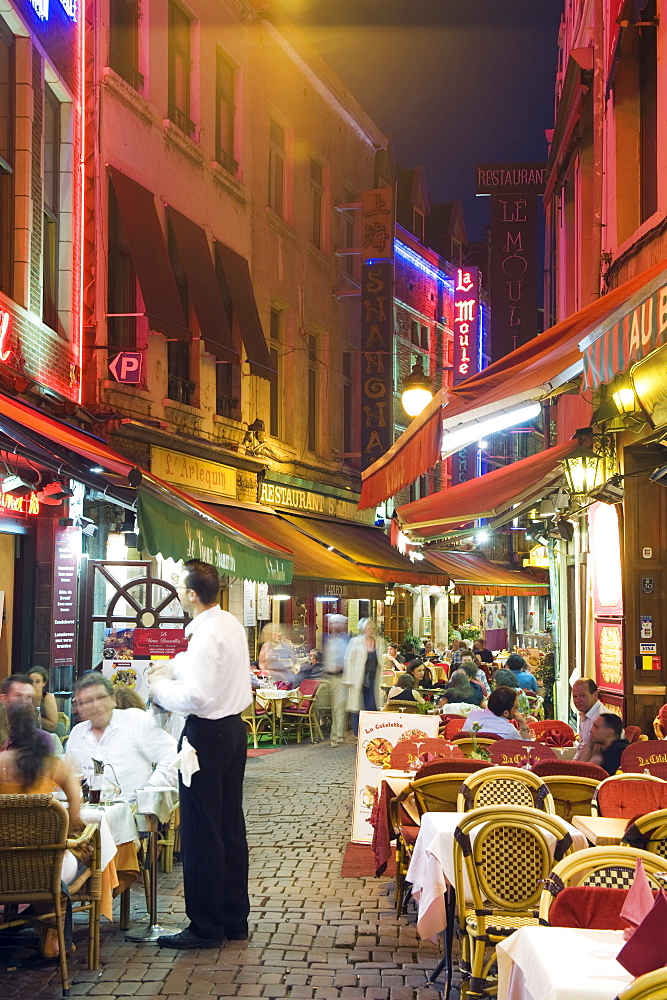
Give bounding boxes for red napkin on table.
[542,731,574,747]
[620,859,655,941]
[617,890,667,977]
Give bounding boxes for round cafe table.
[125,786,179,943]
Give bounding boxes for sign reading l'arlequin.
[151,446,236,499]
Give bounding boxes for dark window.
[420,325,429,350]
[411,319,420,345]
[342,350,352,454]
[215,51,236,175]
[269,308,280,437]
[107,184,137,349]
[413,208,424,243]
[168,1,194,137]
[215,362,238,418]
[640,2,657,222]
[307,334,317,452]
[310,158,323,248]
[268,118,285,216]
[42,88,59,331]
[167,222,192,404]
[0,27,14,296]
[109,0,142,90]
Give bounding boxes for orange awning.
[423,550,549,597]
[359,260,667,509]
[397,441,578,539]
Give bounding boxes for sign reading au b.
[109,351,142,384]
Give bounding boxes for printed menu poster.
[351,710,439,844]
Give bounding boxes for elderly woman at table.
[67,672,177,799]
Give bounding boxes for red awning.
[167,207,237,362]
[214,242,276,382]
[359,259,667,509]
[108,167,189,342]
[0,392,136,478]
[423,550,549,597]
[397,441,578,539]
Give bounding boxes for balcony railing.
[215,394,238,419]
[110,53,144,92]
[167,374,195,406]
[168,104,196,140]
[215,148,239,177]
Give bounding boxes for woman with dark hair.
[386,672,425,705]
[28,666,62,735]
[441,668,484,706]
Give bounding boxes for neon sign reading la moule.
[453,266,480,384]
[30,0,78,22]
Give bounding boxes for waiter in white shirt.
[572,677,603,759]
[150,560,252,950]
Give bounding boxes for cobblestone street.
[0,742,448,1000]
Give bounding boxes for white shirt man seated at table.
[462,686,532,740]
[67,672,177,799]
[571,677,603,759]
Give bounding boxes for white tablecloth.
[497,926,632,1000]
[135,786,179,824]
[80,804,125,869]
[406,811,589,940]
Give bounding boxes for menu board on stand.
[351,710,440,844]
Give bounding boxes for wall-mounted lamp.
[449,593,461,604]
[484,594,494,603]
[384,589,396,606]
[561,429,605,496]
[1,474,35,497]
[243,418,266,449]
[612,385,639,415]
[400,361,434,417]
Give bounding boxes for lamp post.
[400,361,434,417]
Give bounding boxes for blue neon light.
[29,0,77,20]
[394,240,454,289]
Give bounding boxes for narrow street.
[0,743,446,1000]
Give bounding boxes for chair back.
[451,730,502,743]
[0,793,69,900]
[453,805,574,915]
[621,740,667,778]
[457,766,555,813]
[531,760,608,780]
[382,700,423,714]
[411,773,472,817]
[616,967,667,1000]
[297,679,321,698]
[444,717,466,740]
[594,773,667,818]
[528,719,575,745]
[488,739,556,767]
[57,712,71,736]
[622,808,667,859]
[624,725,641,744]
[389,738,456,769]
[413,758,489,780]
[538,845,667,927]
[540,776,601,822]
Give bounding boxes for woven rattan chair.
[281,680,324,743]
[0,793,101,995]
[382,700,423,714]
[622,807,667,859]
[540,775,601,822]
[616,968,667,1000]
[449,733,502,758]
[241,695,275,748]
[452,805,576,998]
[593,772,667,817]
[457,765,555,813]
[538,845,667,927]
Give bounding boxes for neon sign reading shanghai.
[29,0,78,22]
[453,266,480,385]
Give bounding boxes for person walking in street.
[344,618,387,733]
[149,559,252,950]
[323,614,349,747]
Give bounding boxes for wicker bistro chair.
[241,694,276,748]
[449,733,502,759]
[0,793,102,995]
[538,845,667,928]
[457,765,555,813]
[539,775,601,823]
[382,700,423,714]
[452,805,576,998]
[622,808,667,859]
[616,968,667,1000]
[281,680,323,744]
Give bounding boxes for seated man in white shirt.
[462,685,532,740]
[67,672,177,798]
[572,677,603,759]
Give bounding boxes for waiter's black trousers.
[179,713,249,940]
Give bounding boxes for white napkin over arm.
[172,736,200,787]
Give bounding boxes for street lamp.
[400,361,434,417]
[561,429,606,497]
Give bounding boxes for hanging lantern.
[400,361,434,417]
[562,434,604,497]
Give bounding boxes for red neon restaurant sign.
[453,266,480,385]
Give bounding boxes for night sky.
[281,0,564,241]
